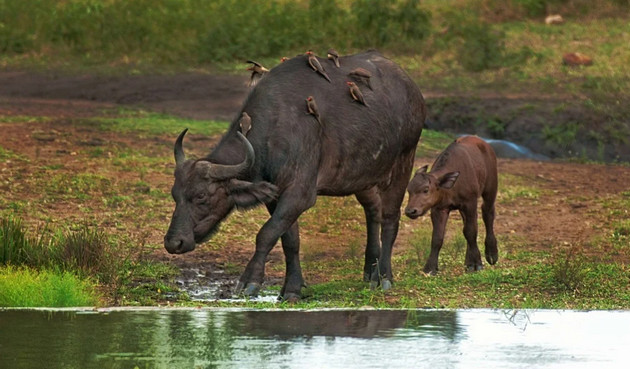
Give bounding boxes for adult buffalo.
[164,50,425,301]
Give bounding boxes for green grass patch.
[498,173,542,203]
[0,266,98,307]
[89,111,229,136]
[416,130,455,158]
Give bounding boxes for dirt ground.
[1,71,628,299]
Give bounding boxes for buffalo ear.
[416,165,429,175]
[438,171,459,189]
[227,179,279,210]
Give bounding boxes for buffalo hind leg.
[377,153,414,289]
[355,187,382,284]
[460,204,483,272]
[278,220,304,302]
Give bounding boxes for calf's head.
[164,129,278,254]
[404,165,460,219]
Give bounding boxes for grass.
[0,266,98,307]
[3,108,629,309]
[88,110,229,136]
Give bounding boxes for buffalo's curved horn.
[174,128,188,167]
[206,131,255,180]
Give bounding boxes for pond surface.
[1,308,627,369]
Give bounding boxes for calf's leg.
[425,208,449,275]
[460,204,483,272]
[482,195,498,265]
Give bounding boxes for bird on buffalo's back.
[239,112,252,137]
[348,67,372,90]
[305,96,322,126]
[347,81,368,106]
[306,50,332,83]
[327,48,340,68]
[246,60,269,86]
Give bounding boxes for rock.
[562,52,593,67]
[545,14,564,25]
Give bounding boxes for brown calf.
[405,135,498,274]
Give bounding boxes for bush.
[551,248,588,292]
[56,226,110,277]
[0,216,120,283]
[0,217,50,267]
[0,266,98,307]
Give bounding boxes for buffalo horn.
[206,131,255,180]
[174,128,188,167]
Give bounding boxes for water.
[1,308,628,369]
[484,138,550,161]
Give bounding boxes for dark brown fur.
[405,136,498,274]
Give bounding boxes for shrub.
[0,217,51,267]
[0,266,98,307]
[0,216,121,283]
[56,225,109,277]
[551,248,588,292]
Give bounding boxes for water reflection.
[1,309,627,369]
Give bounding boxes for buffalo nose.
[164,236,183,254]
[405,207,419,218]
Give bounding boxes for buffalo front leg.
[236,190,314,299]
[460,204,483,272]
[355,188,382,284]
[425,208,449,275]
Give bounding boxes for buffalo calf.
[405,136,498,274]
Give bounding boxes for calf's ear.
[227,179,279,209]
[415,165,429,175]
[438,171,460,189]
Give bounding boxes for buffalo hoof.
[466,264,483,273]
[381,279,392,291]
[369,278,392,290]
[486,253,499,265]
[423,266,438,276]
[242,282,261,297]
[281,292,301,303]
[363,272,371,283]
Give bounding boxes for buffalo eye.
[193,193,208,205]
[422,187,429,194]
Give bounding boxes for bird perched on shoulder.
[305,50,331,83]
[246,60,269,87]
[327,48,340,68]
[305,96,322,126]
[348,67,372,90]
[346,81,368,106]
[239,112,252,137]
[280,56,289,63]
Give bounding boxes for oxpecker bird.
[349,67,372,90]
[327,48,340,68]
[246,60,269,87]
[239,112,252,137]
[306,51,331,83]
[305,96,322,125]
[347,81,368,106]
[280,56,289,63]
